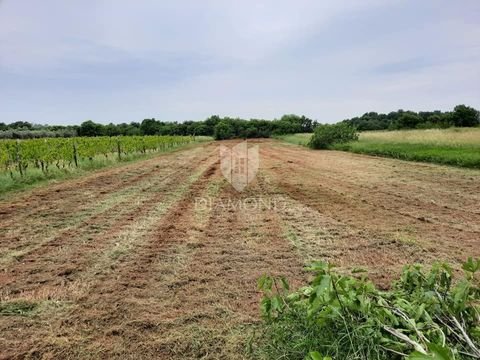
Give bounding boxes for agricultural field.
[0,139,479,358]
[279,128,480,168]
[0,136,205,196]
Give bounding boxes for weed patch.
[0,300,38,316]
[253,258,480,359]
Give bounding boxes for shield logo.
[219,141,259,192]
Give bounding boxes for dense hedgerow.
[0,114,318,139]
[253,259,480,360]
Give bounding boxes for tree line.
[1,104,478,140]
[0,114,316,140]
[341,104,479,131]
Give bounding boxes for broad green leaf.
[280,276,290,291]
[308,351,324,360]
[271,295,283,312]
[316,275,331,298]
[407,344,454,360]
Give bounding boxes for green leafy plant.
[254,259,480,359]
[308,123,358,149]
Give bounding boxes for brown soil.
[0,139,478,359]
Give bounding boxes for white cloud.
[0,0,479,123]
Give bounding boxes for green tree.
[192,123,209,136]
[105,123,121,136]
[78,120,104,137]
[451,105,479,127]
[397,112,422,129]
[204,115,221,135]
[213,120,234,140]
[9,121,33,130]
[140,118,160,135]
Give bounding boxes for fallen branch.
[451,316,480,358]
[383,326,427,355]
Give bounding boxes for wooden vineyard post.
[73,141,79,167]
[117,138,121,160]
[15,139,23,177]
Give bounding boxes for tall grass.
[335,128,480,169]
[277,128,480,169]
[357,128,480,147]
[273,133,312,146]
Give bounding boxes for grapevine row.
[0,135,194,177]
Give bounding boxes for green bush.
[213,121,235,140]
[309,123,358,149]
[254,259,480,360]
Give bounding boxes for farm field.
[279,128,480,168]
[0,136,207,196]
[0,139,479,358]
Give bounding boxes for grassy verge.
[334,141,480,168]
[0,139,212,199]
[335,128,480,169]
[276,129,480,169]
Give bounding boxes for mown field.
[278,128,480,168]
[0,139,478,359]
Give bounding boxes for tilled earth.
[0,139,479,359]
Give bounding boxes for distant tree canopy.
[0,114,316,139]
[77,120,103,137]
[0,104,477,139]
[135,115,318,140]
[0,122,77,139]
[341,105,479,131]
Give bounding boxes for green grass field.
[273,133,312,146]
[277,128,480,169]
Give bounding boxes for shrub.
[254,259,480,360]
[213,121,234,140]
[309,123,358,149]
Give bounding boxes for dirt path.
[0,139,478,358]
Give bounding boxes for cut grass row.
[276,128,480,169]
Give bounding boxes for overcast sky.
[1,1,479,125]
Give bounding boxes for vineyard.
[0,135,194,178]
